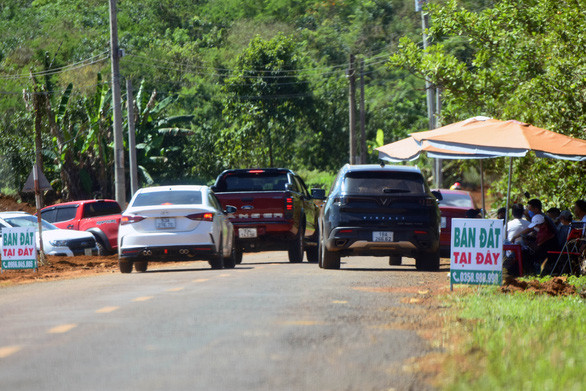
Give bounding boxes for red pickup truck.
[39,199,122,254]
[212,168,324,263]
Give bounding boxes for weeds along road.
[0,252,445,391]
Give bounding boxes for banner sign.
[1,227,37,270]
[450,219,503,287]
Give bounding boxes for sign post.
[1,227,37,272]
[450,218,504,290]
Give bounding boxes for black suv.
[318,164,442,270]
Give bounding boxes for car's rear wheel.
[134,261,148,272]
[288,224,305,263]
[119,260,133,274]
[224,239,237,269]
[234,248,243,264]
[389,256,402,266]
[306,245,319,263]
[416,252,440,271]
[209,238,224,269]
[96,240,107,256]
[320,232,340,269]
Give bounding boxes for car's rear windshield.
[217,172,289,192]
[132,191,203,207]
[438,193,474,208]
[343,171,426,194]
[83,201,121,218]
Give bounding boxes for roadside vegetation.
[440,276,586,391]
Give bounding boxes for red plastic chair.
[503,244,523,277]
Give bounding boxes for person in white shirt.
[506,203,530,244]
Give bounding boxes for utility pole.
[418,1,441,187]
[31,79,46,265]
[126,79,138,197]
[109,0,126,206]
[359,59,367,164]
[347,54,357,164]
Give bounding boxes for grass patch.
[441,277,586,391]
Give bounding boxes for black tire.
[209,238,224,269]
[416,252,440,271]
[134,261,148,272]
[320,231,340,270]
[224,239,237,269]
[96,240,107,256]
[119,260,133,274]
[306,246,319,263]
[234,248,243,265]
[288,224,305,263]
[389,256,402,266]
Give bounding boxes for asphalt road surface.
[0,252,443,391]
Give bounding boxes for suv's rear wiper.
[382,188,409,194]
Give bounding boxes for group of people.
[501,199,586,275]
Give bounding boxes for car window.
[208,192,222,211]
[132,190,203,206]
[3,215,57,230]
[218,172,290,192]
[53,206,78,222]
[83,202,121,218]
[293,176,307,196]
[40,208,57,223]
[438,193,474,208]
[343,171,425,195]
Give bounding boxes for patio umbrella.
[410,117,586,229]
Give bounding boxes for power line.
[0,52,110,80]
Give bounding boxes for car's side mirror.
[224,205,237,214]
[311,188,326,200]
[285,183,294,191]
[431,190,443,201]
[210,185,218,192]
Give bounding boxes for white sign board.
[1,227,37,270]
[450,219,503,287]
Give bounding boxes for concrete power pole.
[109,0,126,206]
[126,79,139,197]
[359,59,367,164]
[347,54,357,164]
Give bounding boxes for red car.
[435,189,476,256]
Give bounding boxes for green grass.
[442,277,586,391]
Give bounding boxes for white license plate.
[156,217,176,229]
[239,228,257,238]
[373,231,394,242]
[441,216,447,229]
[84,248,93,256]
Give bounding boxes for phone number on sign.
[452,271,500,284]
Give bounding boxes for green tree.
[388,0,586,207]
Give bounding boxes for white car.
[0,211,98,256]
[118,185,237,273]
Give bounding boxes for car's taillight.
[186,212,214,222]
[120,215,145,225]
[285,197,293,211]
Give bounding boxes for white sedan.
[0,211,98,256]
[118,185,237,273]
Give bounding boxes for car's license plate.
[156,217,176,229]
[373,231,394,242]
[441,216,447,229]
[239,228,257,238]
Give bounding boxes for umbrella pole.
[504,157,513,235]
[480,160,485,218]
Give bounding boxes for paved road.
[0,253,443,391]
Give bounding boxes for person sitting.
[465,208,481,218]
[574,199,586,223]
[497,207,506,220]
[556,210,573,248]
[546,207,561,227]
[450,181,462,190]
[506,204,529,244]
[512,200,559,274]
